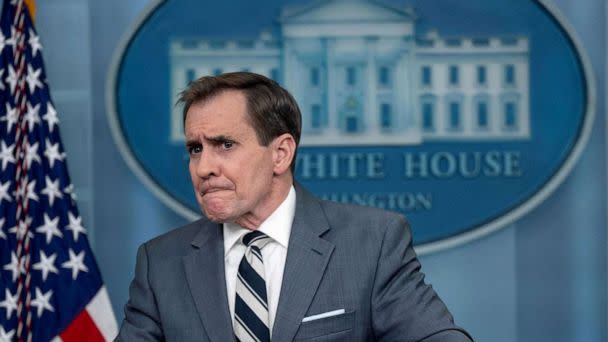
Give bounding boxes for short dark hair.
[178,72,301,171]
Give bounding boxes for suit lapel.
[183,221,235,342]
[272,184,335,341]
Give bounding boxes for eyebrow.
[185,134,237,147]
[206,135,237,144]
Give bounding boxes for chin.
[200,206,234,223]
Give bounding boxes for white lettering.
[296,153,386,180]
[404,151,523,179]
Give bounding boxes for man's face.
[185,90,277,225]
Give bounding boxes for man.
[116,72,472,341]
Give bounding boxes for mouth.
[201,187,229,196]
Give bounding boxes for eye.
[188,144,202,155]
[222,141,234,150]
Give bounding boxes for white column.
[396,52,409,131]
[170,59,186,142]
[326,38,337,134]
[366,39,378,135]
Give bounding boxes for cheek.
[188,164,198,184]
[249,158,275,186]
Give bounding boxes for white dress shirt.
[223,186,296,335]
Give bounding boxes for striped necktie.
[234,231,272,342]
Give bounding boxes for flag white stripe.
[86,286,118,341]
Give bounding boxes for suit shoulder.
[142,218,209,257]
[318,199,409,230]
[320,200,405,221]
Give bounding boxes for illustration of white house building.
[169,0,530,146]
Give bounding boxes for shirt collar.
[223,186,296,256]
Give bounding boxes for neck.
[233,176,293,230]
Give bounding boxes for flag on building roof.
[0,1,117,341]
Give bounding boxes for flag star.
[0,103,17,133]
[31,287,54,317]
[64,183,77,201]
[44,139,65,167]
[25,141,41,168]
[8,216,33,241]
[8,26,19,54]
[62,249,89,280]
[0,69,4,91]
[42,102,59,133]
[33,251,59,281]
[0,218,6,240]
[41,176,62,206]
[66,212,86,241]
[0,29,14,54]
[0,325,15,342]
[35,213,62,244]
[26,64,43,94]
[25,179,38,202]
[5,65,17,94]
[3,251,25,282]
[0,289,18,320]
[0,141,15,171]
[28,28,42,57]
[24,102,41,132]
[0,181,11,203]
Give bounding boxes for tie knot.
[242,231,271,249]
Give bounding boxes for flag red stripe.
[59,309,105,342]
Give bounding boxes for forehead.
[184,90,252,137]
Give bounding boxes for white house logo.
[107,0,594,253]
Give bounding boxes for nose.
[193,150,219,179]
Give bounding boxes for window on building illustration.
[416,38,434,47]
[445,38,462,47]
[477,66,487,86]
[213,68,223,76]
[378,66,391,86]
[311,104,322,129]
[237,40,254,49]
[310,67,320,86]
[477,102,489,129]
[448,101,461,129]
[472,38,490,46]
[346,116,358,132]
[271,68,281,83]
[346,67,356,86]
[501,37,518,46]
[182,40,198,49]
[505,64,516,86]
[380,103,392,129]
[422,102,434,131]
[209,41,226,49]
[449,65,459,86]
[186,69,196,85]
[421,66,432,86]
[504,102,518,129]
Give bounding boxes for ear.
[272,133,296,176]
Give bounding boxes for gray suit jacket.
[117,185,472,341]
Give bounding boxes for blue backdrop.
[36,0,606,340]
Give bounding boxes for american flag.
[0,1,117,341]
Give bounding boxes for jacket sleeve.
[371,215,473,342]
[115,243,164,341]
